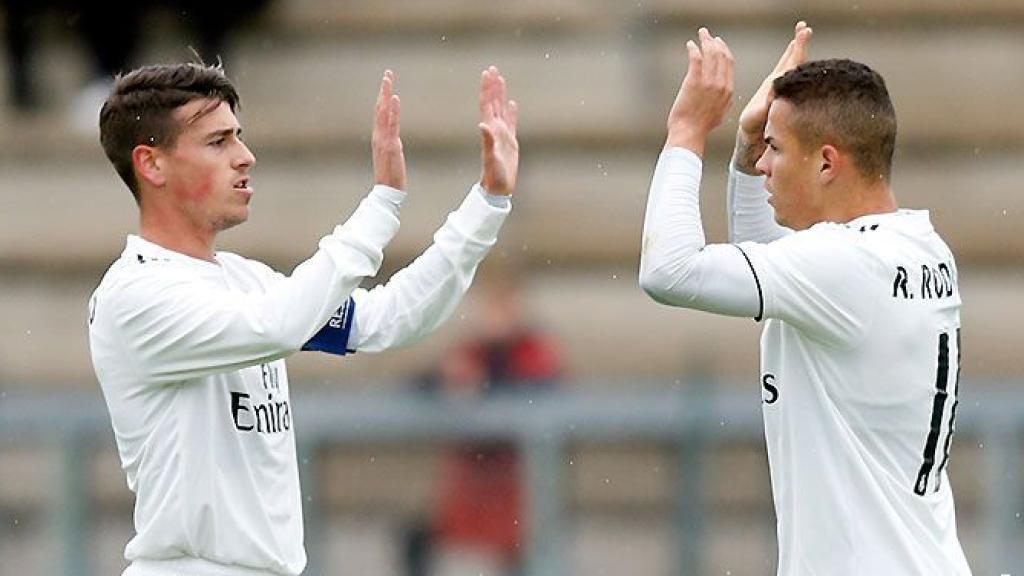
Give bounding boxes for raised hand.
[372,69,406,190]
[734,21,812,174]
[478,66,519,196]
[665,28,735,157]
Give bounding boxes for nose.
[234,140,256,170]
[754,149,769,176]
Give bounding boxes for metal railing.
[1,381,1022,575]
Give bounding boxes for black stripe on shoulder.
[733,245,764,322]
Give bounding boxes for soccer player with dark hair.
[639,23,971,574]
[88,62,519,576]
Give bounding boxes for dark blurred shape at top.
[1,0,270,129]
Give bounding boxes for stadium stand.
[2,2,1022,574]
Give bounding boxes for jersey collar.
[123,235,223,271]
[845,209,933,234]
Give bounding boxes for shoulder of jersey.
[215,251,276,276]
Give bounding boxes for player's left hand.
[478,66,518,197]
[372,69,406,190]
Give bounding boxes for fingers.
[375,70,400,135]
[789,21,813,66]
[774,21,813,75]
[377,70,394,114]
[375,70,390,109]
[698,28,717,81]
[714,35,734,92]
[480,65,515,127]
[388,94,401,134]
[692,28,732,92]
[685,40,702,80]
[507,99,518,138]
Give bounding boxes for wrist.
[732,131,765,175]
[475,183,512,207]
[479,177,512,197]
[665,124,709,157]
[369,184,407,210]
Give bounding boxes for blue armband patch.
[302,298,356,356]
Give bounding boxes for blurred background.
[1,1,1023,574]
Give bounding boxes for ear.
[132,145,167,189]
[819,144,841,185]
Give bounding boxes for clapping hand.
[734,22,813,174]
[372,69,406,190]
[478,66,519,196]
[665,28,735,157]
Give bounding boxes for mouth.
[233,176,253,196]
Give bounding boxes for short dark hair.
[772,59,896,182]
[99,63,241,202]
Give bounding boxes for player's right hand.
[664,28,735,157]
[372,69,406,190]
[734,22,812,173]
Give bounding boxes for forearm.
[726,156,791,244]
[351,184,510,352]
[114,186,403,382]
[732,131,764,176]
[639,148,760,317]
[640,148,707,297]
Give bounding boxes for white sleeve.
[100,186,402,384]
[349,183,511,352]
[739,228,880,347]
[726,158,792,244]
[639,148,762,318]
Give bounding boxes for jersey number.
[913,329,961,496]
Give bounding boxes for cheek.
[176,164,217,203]
[191,175,216,202]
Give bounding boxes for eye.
[209,137,226,147]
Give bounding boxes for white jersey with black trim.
[640,148,971,575]
[89,184,510,576]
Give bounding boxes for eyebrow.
[764,135,777,146]
[203,127,242,140]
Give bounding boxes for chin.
[214,213,249,232]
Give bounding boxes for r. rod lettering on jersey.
[891,261,956,300]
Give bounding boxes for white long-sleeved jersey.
[640,149,971,575]
[89,184,510,576]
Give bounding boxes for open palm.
[738,22,812,143]
[478,66,519,196]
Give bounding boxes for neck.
[827,177,898,224]
[139,204,217,262]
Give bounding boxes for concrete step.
[1,22,1022,155]
[1,267,1021,389]
[272,0,1024,34]
[226,25,1024,151]
[1,145,1020,271]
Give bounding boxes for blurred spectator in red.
[405,270,562,576]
